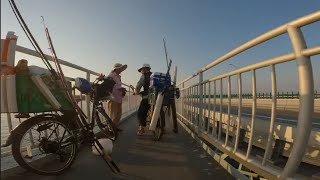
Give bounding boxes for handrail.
[1,33,141,161]
[16,45,132,88]
[177,11,320,86]
[15,45,100,76]
[176,11,320,179]
[179,46,320,91]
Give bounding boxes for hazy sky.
[1,0,319,93]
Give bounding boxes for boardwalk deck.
[1,114,234,180]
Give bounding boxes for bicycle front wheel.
[95,108,118,141]
[153,108,165,141]
[11,114,77,175]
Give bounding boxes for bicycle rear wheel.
[153,108,165,141]
[95,107,118,141]
[11,114,77,175]
[169,99,178,133]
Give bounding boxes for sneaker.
[136,126,145,136]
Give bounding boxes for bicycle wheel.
[146,104,154,126]
[169,99,178,133]
[95,107,118,141]
[11,114,77,175]
[153,107,165,141]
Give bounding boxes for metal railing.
[176,11,320,179]
[1,31,141,156]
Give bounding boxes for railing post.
[280,26,314,179]
[208,81,211,133]
[189,87,191,122]
[192,87,194,123]
[128,88,131,112]
[218,79,223,140]
[182,82,185,118]
[212,80,217,137]
[199,72,203,130]
[86,72,91,122]
[196,85,199,126]
[233,73,242,153]
[203,82,207,131]
[6,113,13,132]
[263,65,277,165]
[225,76,231,146]
[2,32,18,133]
[246,69,256,159]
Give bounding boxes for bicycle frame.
[69,80,113,141]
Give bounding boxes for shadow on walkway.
[1,114,235,180]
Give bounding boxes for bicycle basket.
[96,77,116,98]
[75,77,91,94]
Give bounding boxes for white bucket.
[92,138,113,155]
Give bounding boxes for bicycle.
[136,59,180,141]
[146,84,179,141]
[2,76,120,175]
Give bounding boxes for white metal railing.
[1,31,141,155]
[176,11,320,179]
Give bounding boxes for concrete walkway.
[1,114,234,180]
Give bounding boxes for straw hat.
[113,63,127,72]
[138,63,151,72]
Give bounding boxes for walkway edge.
[177,117,249,180]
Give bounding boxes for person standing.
[106,63,127,131]
[133,64,152,135]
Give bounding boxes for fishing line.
[8,0,55,74]
[8,0,50,69]
[163,37,169,68]
[42,17,88,119]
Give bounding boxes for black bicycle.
[2,77,119,175]
[143,59,180,141]
[146,85,179,141]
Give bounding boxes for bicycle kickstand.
[93,139,121,173]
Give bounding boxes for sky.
[1,0,319,93]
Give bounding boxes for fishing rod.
[8,0,56,77]
[42,17,122,171]
[9,0,85,118]
[163,38,177,86]
[41,16,88,120]
[163,38,176,85]
[41,17,63,81]
[163,37,169,68]
[162,37,172,92]
[41,16,61,78]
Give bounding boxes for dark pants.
[137,99,150,127]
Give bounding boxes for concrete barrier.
[200,98,320,113]
[183,106,320,166]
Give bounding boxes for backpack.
[75,77,91,94]
[96,77,116,98]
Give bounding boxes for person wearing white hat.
[103,63,128,131]
[133,63,152,135]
